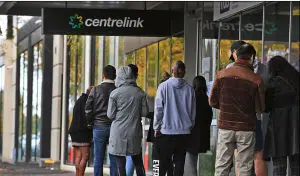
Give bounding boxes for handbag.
[277,76,299,100]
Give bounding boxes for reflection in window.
[146,43,158,97]
[104,36,115,66]
[159,39,171,82]
[0,65,4,158]
[94,36,104,85]
[77,36,85,97]
[125,52,135,65]
[219,17,239,70]
[241,8,263,62]
[19,51,28,161]
[291,1,299,71]
[264,2,290,64]
[66,35,85,164]
[171,37,184,65]
[118,37,125,68]
[31,41,43,161]
[201,39,217,82]
[136,48,146,90]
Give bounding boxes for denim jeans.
[126,156,135,176]
[93,125,117,176]
[115,153,145,176]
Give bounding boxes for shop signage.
[42,8,182,37]
[204,12,299,42]
[214,2,263,21]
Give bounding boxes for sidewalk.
[0,162,94,176]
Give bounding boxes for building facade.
[0,1,299,175]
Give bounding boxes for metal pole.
[217,22,221,71]
[288,1,292,63]
[262,3,265,64]
[239,13,242,40]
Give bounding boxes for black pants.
[115,152,145,176]
[152,143,174,176]
[155,134,188,176]
[272,154,299,176]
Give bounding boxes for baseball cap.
[229,40,246,61]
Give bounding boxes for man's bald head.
[172,61,186,78]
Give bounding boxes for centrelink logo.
[69,14,144,28]
[69,14,84,29]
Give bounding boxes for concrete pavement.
[0,162,94,176]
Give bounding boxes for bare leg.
[254,151,268,176]
[234,149,239,176]
[74,147,82,176]
[79,146,90,176]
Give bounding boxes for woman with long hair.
[264,56,299,176]
[184,75,213,176]
[68,86,94,176]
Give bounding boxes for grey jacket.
[107,66,149,156]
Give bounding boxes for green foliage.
[146,43,158,96]
[136,48,146,90]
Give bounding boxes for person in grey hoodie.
[107,66,149,176]
[153,61,196,176]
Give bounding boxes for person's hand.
[154,130,160,137]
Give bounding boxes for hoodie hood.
[115,66,137,88]
[168,77,187,89]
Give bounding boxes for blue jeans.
[93,125,117,176]
[126,156,135,176]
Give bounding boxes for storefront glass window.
[146,43,158,97]
[171,36,184,65]
[94,36,104,85]
[77,36,85,96]
[118,36,125,68]
[19,51,28,161]
[125,52,135,65]
[104,36,115,66]
[66,35,85,164]
[158,39,171,82]
[264,2,290,64]
[0,64,4,158]
[219,17,240,70]
[291,1,300,71]
[201,39,217,82]
[241,8,263,62]
[31,41,43,161]
[136,48,146,90]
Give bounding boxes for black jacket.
[85,82,116,126]
[187,92,213,154]
[263,76,299,160]
[68,93,90,134]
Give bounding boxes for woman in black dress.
[264,56,299,176]
[68,86,93,176]
[184,75,213,176]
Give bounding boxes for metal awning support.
[0,2,17,14]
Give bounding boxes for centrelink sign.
[42,8,182,37]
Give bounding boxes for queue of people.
[68,41,299,176]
